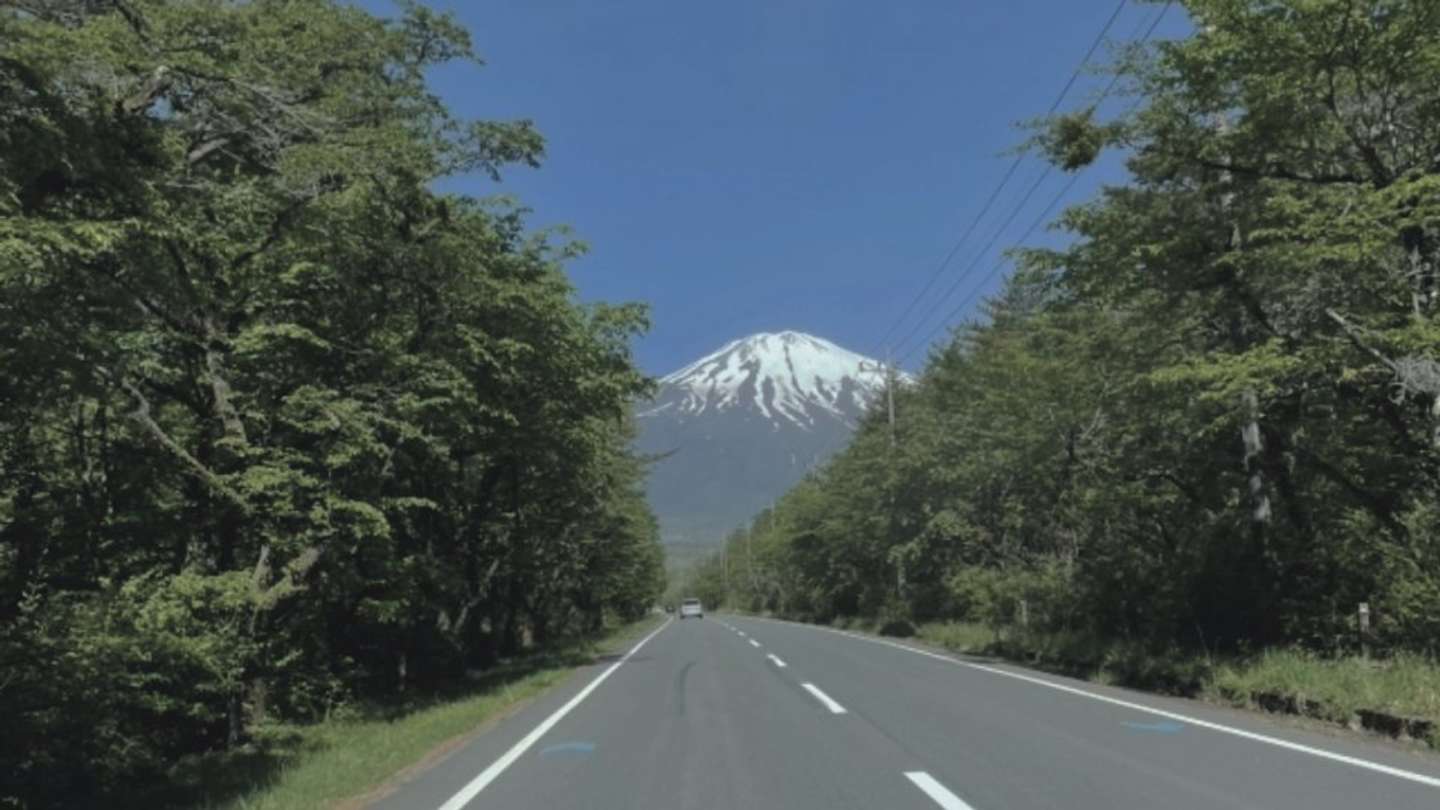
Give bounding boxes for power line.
[895,0,1175,368]
[889,1,1172,364]
[897,172,1080,367]
[874,0,1132,355]
[889,163,1055,359]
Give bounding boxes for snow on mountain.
[640,331,902,430]
[636,331,906,562]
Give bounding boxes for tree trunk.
[500,609,521,656]
[1240,389,1273,525]
[227,692,243,747]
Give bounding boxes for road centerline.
[752,617,1440,791]
[767,653,788,668]
[749,638,761,648]
[802,682,848,714]
[905,771,977,810]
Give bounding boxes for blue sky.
[362,1,1188,374]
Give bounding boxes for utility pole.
[721,544,728,598]
[860,353,898,449]
[746,525,754,594]
[883,350,903,596]
[863,352,904,598]
[885,349,897,451]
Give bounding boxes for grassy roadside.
[821,616,1440,749]
[1206,650,1440,732]
[168,615,666,810]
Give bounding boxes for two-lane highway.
[371,615,1440,809]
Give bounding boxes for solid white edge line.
[750,616,1440,791]
[434,618,673,810]
[767,653,788,668]
[749,638,761,648]
[905,771,976,810]
[801,682,848,714]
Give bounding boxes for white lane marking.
[905,771,976,810]
[748,639,761,648]
[435,619,672,810]
[767,653,788,668]
[802,682,848,714]
[755,618,1440,791]
[738,630,746,637]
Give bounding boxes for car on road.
[679,598,703,619]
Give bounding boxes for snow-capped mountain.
[640,331,891,429]
[636,331,905,564]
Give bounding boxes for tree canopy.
[687,0,1440,658]
[0,2,663,807]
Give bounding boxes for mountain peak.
[647,331,897,429]
[699,330,847,357]
[637,331,905,555]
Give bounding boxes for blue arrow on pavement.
[1121,719,1185,733]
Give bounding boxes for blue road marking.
[1122,720,1185,734]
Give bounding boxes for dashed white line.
[905,771,976,810]
[749,616,1440,791]
[434,619,672,810]
[767,653,788,668]
[801,682,847,714]
[737,631,747,637]
[748,638,761,648]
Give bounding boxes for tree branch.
[106,371,249,511]
[186,136,231,166]
[1189,156,1364,186]
[230,196,308,272]
[1324,307,1398,372]
[203,317,248,444]
[118,66,170,115]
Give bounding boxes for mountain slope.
[636,331,901,563]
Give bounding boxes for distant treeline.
[686,0,1440,658]
[0,2,662,808]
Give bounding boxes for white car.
[679,598,703,620]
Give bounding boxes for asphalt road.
[370,614,1440,809]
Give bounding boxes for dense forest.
[0,2,663,807]
[687,0,1440,659]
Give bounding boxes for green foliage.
[1040,109,1114,171]
[1209,649,1440,728]
[1370,501,1440,655]
[195,616,663,810]
[0,2,663,807]
[685,0,1440,683]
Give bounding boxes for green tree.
[1,2,662,807]
[708,0,1440,661]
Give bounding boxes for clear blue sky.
[361,1,1188,374]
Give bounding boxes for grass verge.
[168,615,665,810]
[904,620,1440,749]
[1207,650,1440,734]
